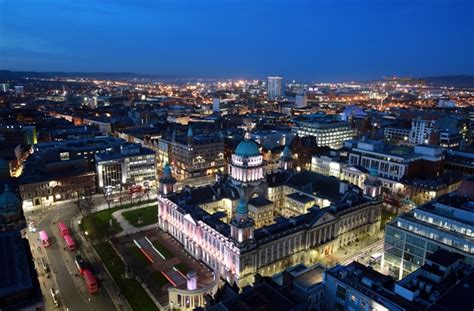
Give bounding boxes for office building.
[295,92,308,108]
[96,143,156,189]
[292,114,354,149]
[157,127,225,180]
[409,119,437,145]
[324,250,474,311]
[346,139,444,181]
[267,76,283,100]
[383,193,474,280]
[212,98,220,113]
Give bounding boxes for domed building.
[159,162,177,196]
[0,163,43,309]
[158,131,382,290]
[229,134,267,201]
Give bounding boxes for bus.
[63,235,76,251]
[82,269,98,294]
[57,222,70,237]
[39,231,50,247]
[75,255,89,275]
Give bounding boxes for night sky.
[0,0,473,81]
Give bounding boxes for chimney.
[339,181,349,194]
[282,271,294,290]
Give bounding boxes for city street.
[25,205,116,310]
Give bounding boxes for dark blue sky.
[0,0,473,81]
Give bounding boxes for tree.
[76,189,93,216]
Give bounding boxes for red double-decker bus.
[63,234,76,251]
[129,185,143,195]
[57,222,70,237]
[83,269,98,294]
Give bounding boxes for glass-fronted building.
[383,194,474,280]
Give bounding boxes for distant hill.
[419,75,474,88]
[0,70,179,81]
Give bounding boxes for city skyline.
[1,0,473,81]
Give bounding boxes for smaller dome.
[163,162,172,178]
[0,184,21,215]
[235,139,260,157]
[236,198,248,215]
[187,126,193,137]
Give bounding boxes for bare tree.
[76,189,93,216]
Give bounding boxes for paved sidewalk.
[72,214,133,311]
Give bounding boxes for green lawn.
[151,240,174,259]
[128,245,152,265]
[123,205,158,227]
[95,242,158,311]
[80,199,157,240]
[150,271,170,289]
[81,207,123,240]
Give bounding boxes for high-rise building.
[267,76,283,100]
[295,92,307,108]
[212,98,220,113]
[0,83,9,93]
[409,119,437,145]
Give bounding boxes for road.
[26,205,116,310]
[341,238,385,270]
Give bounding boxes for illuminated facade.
[292,114,354,149]
[158,138,382,287]
[267,76,283,100]
[157,127,225,180]
[96,143,156,189]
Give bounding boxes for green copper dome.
[0,185,21,214]
[235,139,260,157]
[163,162,172,178]
[236,198,248,215]
[187,126,193,137]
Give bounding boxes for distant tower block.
[187,271,197,290]
[295,92,307,108]
[212,98,220,113]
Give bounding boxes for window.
[336,285,346,300]
[60,152,70,161]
